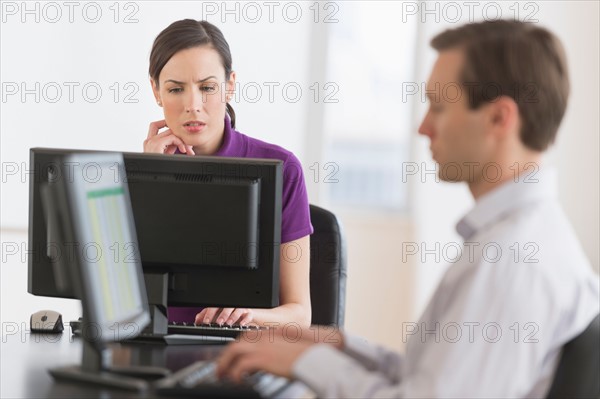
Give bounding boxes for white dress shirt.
[293,169,600,398]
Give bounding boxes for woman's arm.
[195,235,312,327]
[252,235,312,327]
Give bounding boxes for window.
[322,1,418,211]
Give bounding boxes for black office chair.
[308,204,348,327]
[546,313,600,399]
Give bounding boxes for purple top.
[169,118,313,323]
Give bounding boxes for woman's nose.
[185,91,203,113]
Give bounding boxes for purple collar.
[213,116,235,156]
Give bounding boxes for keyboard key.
[167,322,268,339]
[154,361,289,398]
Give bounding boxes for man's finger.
[216,341,252,377]
[224,352,262,383]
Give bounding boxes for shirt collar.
[456,167,558,240]
[214,115,237,157]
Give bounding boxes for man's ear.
[487,96,519,138]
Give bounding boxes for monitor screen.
[29,148,283,315]
[41,152,150,342]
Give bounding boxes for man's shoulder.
[460,199,595,310]
[486,199,586,265]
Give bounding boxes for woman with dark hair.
[144,19,313,328]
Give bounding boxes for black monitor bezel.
[28,148,283,309]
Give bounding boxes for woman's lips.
[183,122,206,133]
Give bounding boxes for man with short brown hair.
[217,20,600,398]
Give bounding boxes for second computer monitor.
[40,152,150,341]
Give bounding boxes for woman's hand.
[143,119,195,155]
[195,308,254,327]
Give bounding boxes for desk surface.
[1,329,311,398]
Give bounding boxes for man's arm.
[293,340,407,398]
[216,326,407,397]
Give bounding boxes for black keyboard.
[154,360,289,398]
[168,322,268,339]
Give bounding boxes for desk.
[0,329,312,398]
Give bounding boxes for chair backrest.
[308,205,347,327]
[546,313,600,398]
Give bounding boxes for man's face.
[418,50,493,182]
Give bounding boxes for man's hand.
[216,325,344,382]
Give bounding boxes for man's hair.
[431,20,569,151]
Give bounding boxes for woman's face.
[152,45,235,155]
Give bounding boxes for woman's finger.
[238,312,254,327]
[147,120,167,139]
[145,130,188,154]
[215,308,235,325]
[200,308,222,324]
[226,309,250,326]
[194,309,208,325]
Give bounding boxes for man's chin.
[436,162,467,183]
[438,173,463,183]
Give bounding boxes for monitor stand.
[67,274,232,346]
[137,272,232,345]
[49,321,170,391]
[143,272,170,336]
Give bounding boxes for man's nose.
[418,116,433,138]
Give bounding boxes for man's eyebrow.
[163,76,218,85]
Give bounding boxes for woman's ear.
[225,71,236,102]
[150,79,162,106]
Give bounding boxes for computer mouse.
[30,309,64,333]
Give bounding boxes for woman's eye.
[200,84,217,93]
[168,87,182,93]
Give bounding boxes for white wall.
[545,2,600,271]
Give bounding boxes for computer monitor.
[41,152,153,389]
[28,147,283,334]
